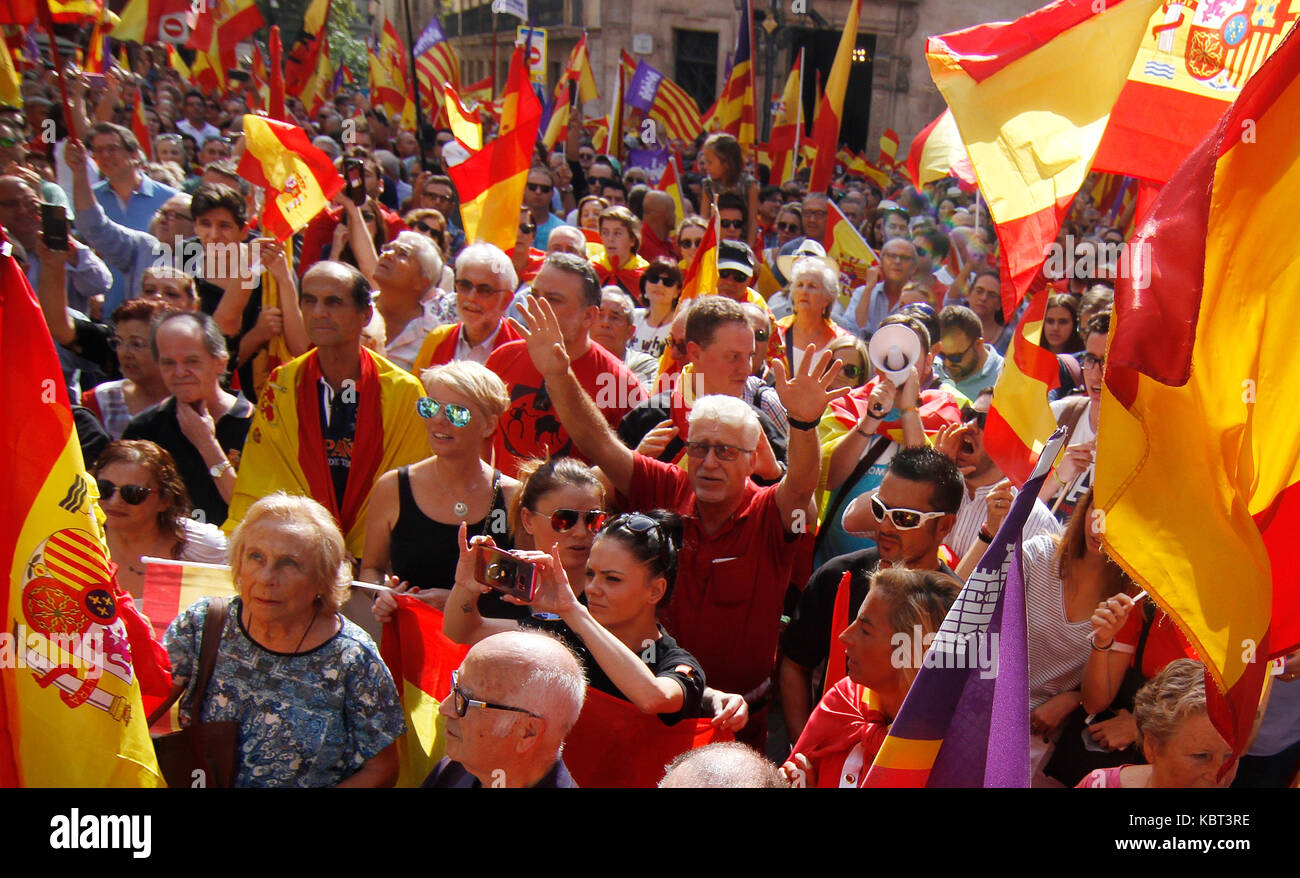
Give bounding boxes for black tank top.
[389,466,512,592]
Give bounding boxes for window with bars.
[674,29,719,112]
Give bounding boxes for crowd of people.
[7,39,1299,789]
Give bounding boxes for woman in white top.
[1021,486,1131,785]
[776,256,846,375]
[80,297,172,440]
[630,259,682,359]
[91,440,229,598]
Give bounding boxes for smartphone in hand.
[40,203,69,250]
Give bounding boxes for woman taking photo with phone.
[442,509,748,730]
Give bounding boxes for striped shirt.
[948,482,1063,559]
[1023,533,1093,711]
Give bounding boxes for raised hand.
[1090,592,1136,649]
[514,294,570,379]
[771,344,852,424]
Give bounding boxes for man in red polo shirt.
[513,294,847,748]
[486,253,645,477]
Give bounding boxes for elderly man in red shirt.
[513,295,847,748]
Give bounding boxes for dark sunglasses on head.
[527,182,553,194]
[545,508,608,534]
[869,493,947,530]
[97,479,152,505]
[416,397,472,427]
[718,268,750,282]
[684,441,753,462]
[602,512,669,557]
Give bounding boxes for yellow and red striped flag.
[713,0,756,147]
[808,0,861,193]
[298,35,333,118]
[187,0,264,69]
[904,108,975,189]
[237,115,344,242]
[1096,24,1300,761]
[0,233,162,787]
[107,0,191,44]
[371,19,411,130]
[413,15,461,128]
[768,47,803,185]
[1,37,23,107]
[541,34,599,151]
[444,44,541,252]
[379,598,469,787]
[927,0,1161,312]
[656,153,685,229]
[139,558,236,644]
[601,52,626,158]
[822,199,877,303]
[984,288,1059,487]
[131,100,151,160]
[877,128,899,169]
[678,211,719,303]
[441,82,482,151]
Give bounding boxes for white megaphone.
[867,323,922,387]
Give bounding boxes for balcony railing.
[445,0,578,37]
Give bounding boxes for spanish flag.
[877,128,899,170]
[131,100,151,160]
[984,288,1059,488]
[656,153,685,232]
[237,115,344,243]
[379,598,469,787]
[0,233,162,787]
[224,348,430,559]
[713,0,756,147]
[541,34,599,152]
[927,0,1161,312]
[442,83,483,152]
[371,19,411,133]
[677,211,718,303]
[768,47,803,186]
[444,44,541,253]
[1095,24,1300,759]
[822,199,877,302]
[0,36,22,107]
[808,0,861,193]
[905,110,975,189]
[187,0,264,69]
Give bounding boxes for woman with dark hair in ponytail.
[445,508,749,730]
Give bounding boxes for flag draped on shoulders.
[0,233,162,787]
[379,598,469,787]
[1095,23,1300,758]
[223,348,429,559]
[926,0,1162,314]
[864,429,1068,787]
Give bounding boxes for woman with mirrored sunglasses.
[91,440,229,598]
[365,362,520,623]
[824,334,870,392]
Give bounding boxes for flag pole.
[490,10,499,100]
[401,0,432,174]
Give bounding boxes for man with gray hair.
[659,742,785,788]
[513,293,846,749]
[592,286,659,389]
[410,242,521,373]
[424,630,587,788]
[373,230,447,372]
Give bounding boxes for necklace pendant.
[453,501,468,517]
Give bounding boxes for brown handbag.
[149,597,241,789]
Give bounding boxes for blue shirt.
[534,212,565,250]
[91,175,180,306]
[73,197,165,314]
[933,343,1005,400]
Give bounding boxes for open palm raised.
[771,344,853,424]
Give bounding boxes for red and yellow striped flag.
[713,0,756,147]
[678,212,718,303]
[442,83,483,151]
[905,109,975,189]
[984,288,1059,487]
[808,0,861,193]
[237,115,344,242]
[656,153,685,230]
[768,47,803,185]
[444,44,541,252]
[131,100,151,160]
[1096,24,1300,760]
[139,559,236,644]
[0,234,162,787]
[541,34,599,151]
[877,128,899,169]
[823,199,877,301]
[927,0,1161,312]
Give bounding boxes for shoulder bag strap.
[814,437,891,556]
[147,597,230,728]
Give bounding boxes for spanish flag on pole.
[237,115,344,242]
[656,153,685,232]
[442,83,483,152]
[984,288,1059,488]
[0,233,162,787]
[768,47,803,186]
[807,0,860,194]
[1095,24,1300,760]
[541,34,599,152]
[444,44,541,253]
[822,199,877,301]
[713,0,756,148]
[926,0,1161,313]
[904,109,975,189]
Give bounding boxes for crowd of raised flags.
[0,0,1297,790]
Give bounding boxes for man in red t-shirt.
[486,253,645,477]
[512,297,848,748]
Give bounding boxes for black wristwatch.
[788,415,822,432]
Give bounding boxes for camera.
[474,546,540,602]
[343,158,366,206]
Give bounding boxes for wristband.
[1089,635,1113,651]
[977,527,994,543]
[788,414,822,432]
[1053,468,1069,488]
[855,428,874,439]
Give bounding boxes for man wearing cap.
[715,240,774,316]
[833,238,919,338]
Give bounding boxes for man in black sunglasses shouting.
[516,292,849,750]
[778,446,963,739]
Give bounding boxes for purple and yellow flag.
[864,427,1068,788]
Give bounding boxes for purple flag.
[626,147,670,184]
[625,61,663,114]
[863,426,1068,788]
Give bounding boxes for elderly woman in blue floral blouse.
[165,493,405,787]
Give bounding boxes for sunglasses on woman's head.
[544,508,608,534]
[869,493,947,530]
[416,397,472,427]
[96,479,152,505]
[603,512,666,553]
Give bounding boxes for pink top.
[1076,765,1130,788]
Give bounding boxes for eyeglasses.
[1082,353,1106,371]
[776,221,800,233]
[679,237,703,250]
[718,268,750,282]
[883,252,915,263]
[527,182,553,194]
[158,209,192,222]
[454,278,505,298]
[720,219,745,230]
[684,441,754,462]
[450,670,540,718]
[519,222,537,235]
[914,246,931,258]
[943,344,973,363]
[839,362,863,380]
[603,512,669,557]
[416,397,472,427]
[961,404,988,430]
[578,151,595,161]
[543,508,608,534]
[869,493,948,530]
[108,337,151,353]
[754,328,770,343]
[96,479,152,505]
[413,222,442,236]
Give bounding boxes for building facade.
[383,0,1043,153]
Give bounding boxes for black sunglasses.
[777,221,801,233]
[545,508,608,534]
[720,219,745,230]
[527,182,553,194]
[684,441,753,462]
[603,512,671,560]
[718,268,750,282]
[961,404,988,430]
[96,479,152,505]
